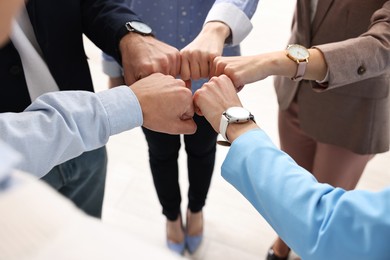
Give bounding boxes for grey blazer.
[275,0,390,154]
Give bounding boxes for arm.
[223,130,390,260]
[81,0,181,85]
[212,1,390,90]
[194,75,390,259]
[0,73,196,177]
[81,0,141,61]
[180,0,259,81]
[0,86,137,177]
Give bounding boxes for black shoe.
[266,248,289,260]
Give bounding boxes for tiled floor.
[84,1,390,259]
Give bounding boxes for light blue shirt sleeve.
[222,129,390,260]
[0,86,142,178]
[206,0,259,45]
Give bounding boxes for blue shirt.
[222,129,390,259]
[103,0,259,90]
[0,86,142,181]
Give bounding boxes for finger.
[199,58,210,79]
[194,105,203,116]
[236,85,245,92]
[189,59,201,80]
[180,56,191,81]
[184,80,192,90]
[174,51,181,77]
[124,71,136,86]
[172,119,197,135]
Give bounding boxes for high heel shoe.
[166,215,185,255]
[185,209,203,254]
[266,247,290,260]
[185,233,203,254]
[166,240,185,255]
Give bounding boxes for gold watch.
[286,44,310,82]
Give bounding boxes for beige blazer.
[275,0,390,154]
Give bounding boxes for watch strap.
[219,112,230,142]
[291,59,308,81]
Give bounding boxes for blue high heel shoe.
[185,233,203,254]
[185,210,203,254]
[167,240,185,255]
[166,214,185,255]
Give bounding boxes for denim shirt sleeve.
[205,0,259,45]
[222,129,390,259]
[0,86,142,178]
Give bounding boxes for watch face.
[287,44,309,60]
[226,107,251,122]
[127,21,152,34]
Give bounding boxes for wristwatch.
[286,44,310,82]
[125,21,153,36]
[219,107,255,142]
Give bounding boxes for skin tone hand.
[180,22,231,82]
[211,49,328,91]
[193,75,258,143]
[120,33,181,85]
[130,73,197,135]
[0,0,24,47]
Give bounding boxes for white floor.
[84,1,390,259]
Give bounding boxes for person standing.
[0,0,181,218]
[102,0,259,255]
[210,0,390,258]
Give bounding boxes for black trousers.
[142,114,217,221]
[41,146,107,218]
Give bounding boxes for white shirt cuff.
[205,3,253,46]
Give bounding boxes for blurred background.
[83,0,390,259]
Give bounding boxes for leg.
[142,127,182,220]
[142,127,185,253]
[269,101,317,259]
[313,142,374,190]
[184,114,217,213]
[183,114,217,253]
[41,146,107,218]
[278,101,316,172]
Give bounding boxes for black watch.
[125,21,153,36]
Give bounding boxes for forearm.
[0,86,141,177]
[222,129,390,259]
[81,0,141,61]
[257,48,328,81]
[206,0,259,45]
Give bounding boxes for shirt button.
[357,66,366,75]
[9,65,23,76]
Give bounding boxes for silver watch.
[219,107,255,142]
[125,21,153,36]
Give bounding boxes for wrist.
[266,51,298,79]
[202,21,231,42]
[226,121,259,143]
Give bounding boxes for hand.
[193,75,242,132]
[211,54,271,91]
[180,22,230,81]
[120,33,181,85]
[130,73,196,135]
[194,75,259,141]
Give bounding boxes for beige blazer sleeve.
[314,1,390,90]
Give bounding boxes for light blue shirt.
[222,129,390,259]
[0,86,142,182]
